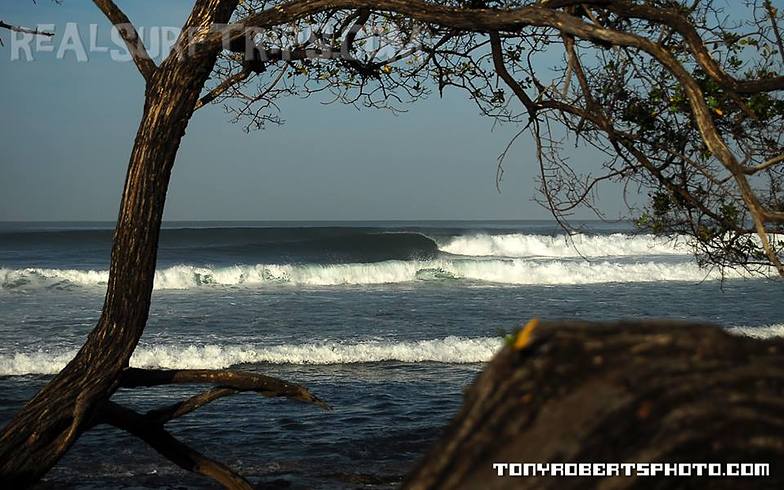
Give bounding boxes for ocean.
[0,221,782,488]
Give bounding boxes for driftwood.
[404,321,784,490]
[87,367,329,490]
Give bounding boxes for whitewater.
[0,336,502,375]
[437,232,689,257]
[2,324,782,376]
[1,222,781,488]
[1,232,767,290]
[0,259,751,290]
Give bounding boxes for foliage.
[202,0,784,276]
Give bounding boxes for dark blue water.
[0,221,781,488]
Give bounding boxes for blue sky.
[0,1,633,221]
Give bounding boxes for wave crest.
[727,324,784,339]
[0,336,502,375]
[1,258,754,290]
[4,325,783,376]
[438,233,688,258]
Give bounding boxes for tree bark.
[0,2,239,486]
[403,321,784,489]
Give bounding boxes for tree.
[477,0,784,276]
[0,1,782,488]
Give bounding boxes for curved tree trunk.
[404,321,784,490]
[0,2,239,486]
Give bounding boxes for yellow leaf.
[513,318,540,350]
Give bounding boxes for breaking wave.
[0,336,502,375]
[4,324,783,376]
[438,233,689,258]
[727,324,784,339]
[0,258,753,290]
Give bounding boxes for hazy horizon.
[0,218,612,223]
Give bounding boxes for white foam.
[0,350,81,376]
[726,324,784,339]
[449,259,736,284]
[438,233,688,258]
[0,336,502,375]
[0,267,109,288]
[0,258,757,291]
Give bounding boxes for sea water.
[0,221,781,488]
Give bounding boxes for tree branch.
[195,69,251,110]
[90,367,330,487]
[95,401,254,490]
[203,0,784,95]
[146,387,240,424]
[119,367,331,410]
[493,28,740,234]
[764,0,784,65]
[744,153,784,175]
[92,0,157,82]
[489,32,538,117]
[0,20,54,45]
[603,0,784,94]
[212,0,782,274]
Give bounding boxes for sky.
[0,0,627,221]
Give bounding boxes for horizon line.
[0,218,628,223]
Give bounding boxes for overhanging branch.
[0,20,54,45]
[206,0,783,93]
[603,0,784,94]
[196,69,251,110]
[744,153,784,175]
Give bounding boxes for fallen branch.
[95,401,254,490]
[120,367,331,410]
[146,386,240,424]
[84,368,331,488]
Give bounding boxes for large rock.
[404,321,784,489]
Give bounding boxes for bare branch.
[196,69,251,110]
[744,153,784,175]
[120,367,331,410]
[92,0,157,82]
[95,401,254,490]
[146,387,240,424]
[604,1,784,94]
[209,0,782,92]
[764,0,784,65]
[0,20,54,42]
[489,32,538,117]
